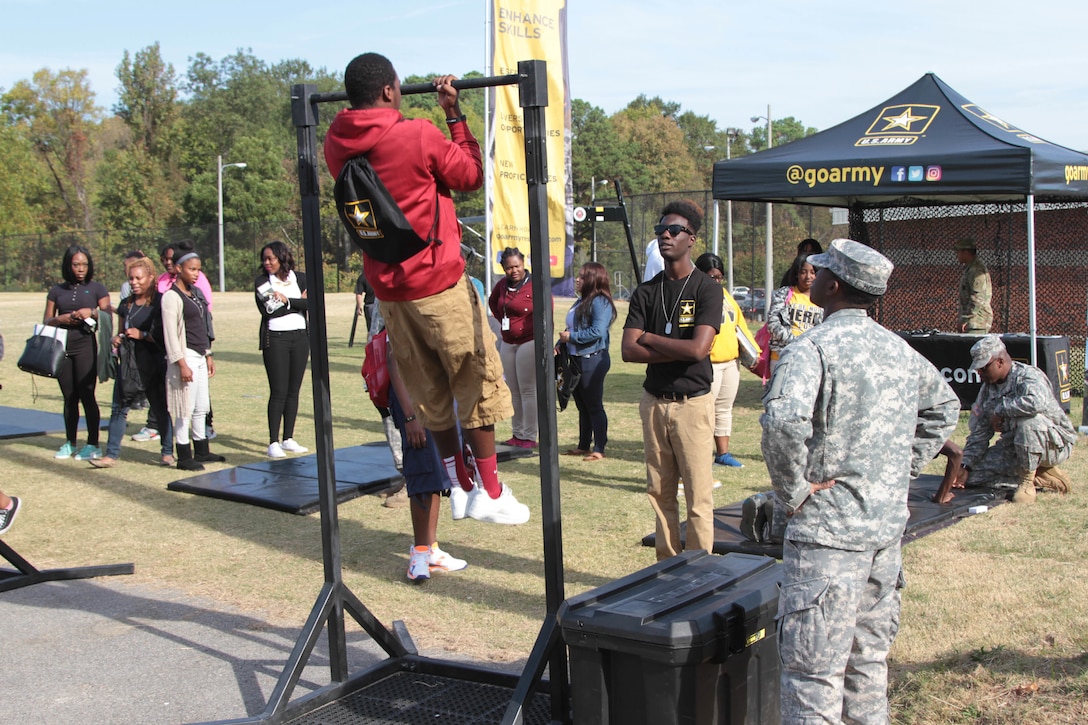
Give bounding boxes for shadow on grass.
[889,646,1088,722]
[1,440,620,625]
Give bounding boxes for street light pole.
[590,177,608,263]
[702,145,720,259]
[724,129,737,292]
[751,106,773,318]
[217,154,248,293]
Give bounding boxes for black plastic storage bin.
[558,550,781,725]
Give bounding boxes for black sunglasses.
[654,223,693,237]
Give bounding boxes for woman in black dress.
[43,245,111,460]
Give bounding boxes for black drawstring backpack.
[333,155,439,264]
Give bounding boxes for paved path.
[3,577,393,724]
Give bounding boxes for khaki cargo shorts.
[380,275,512,431]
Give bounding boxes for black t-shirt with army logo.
[624,267,722,396]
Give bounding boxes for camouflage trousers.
[967,415,1074,488]
[778,540,903,725]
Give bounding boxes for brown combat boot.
[1010,469,1037,504]
[1034,466,1071,494]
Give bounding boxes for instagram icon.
[925,166,942,181]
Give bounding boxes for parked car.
[744,288,767,318]
[731,285,750,298]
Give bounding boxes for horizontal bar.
[311,72,520,106]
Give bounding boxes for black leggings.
[263,329,310,443]
[57,332,100,445]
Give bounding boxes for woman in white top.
[254,241,310,458]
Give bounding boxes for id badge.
[501,316,511,331]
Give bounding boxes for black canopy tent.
[712,73,1088,363]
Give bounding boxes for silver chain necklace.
[659,266,695,335]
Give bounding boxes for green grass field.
[1,291,1086,723]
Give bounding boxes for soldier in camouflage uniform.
[955,238,993,333]
[761,239,959,725]
[954,335,1076,502]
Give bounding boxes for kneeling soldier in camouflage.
[953,335,1076,503]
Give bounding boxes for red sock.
[443,455,474,492]
[475,453,502,499]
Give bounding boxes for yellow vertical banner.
[489,0,571,277]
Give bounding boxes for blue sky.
[3,0,1088,151]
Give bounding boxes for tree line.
[0,43,822,290]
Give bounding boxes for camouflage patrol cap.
[969,334,1007,370]
[806,238,894,295]
[953,237,977,251]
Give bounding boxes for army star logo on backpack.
[345,199,380,238]
[334,154,440,265]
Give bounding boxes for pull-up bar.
[310,73,521,105]
[209,60,567,725]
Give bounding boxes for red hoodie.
[324,107,483,302]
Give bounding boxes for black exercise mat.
[0,405,106,440]
[641,474,1005,558]
[167,442,535,515]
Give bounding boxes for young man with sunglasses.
[622,200,722,560]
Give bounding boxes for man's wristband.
[404,415,416,423]
[445,115,467,125]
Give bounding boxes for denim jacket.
[565,295,614,356]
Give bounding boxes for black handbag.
[18,326,69,378]
[554,343,582,412]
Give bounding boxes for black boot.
[740,493,767,542]
[176,443,205,471]
[194,438,225,463]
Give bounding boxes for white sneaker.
[449,484,473,521]
[677,479,723,496]
[407,546,431,583]
[428,543,467,573]
[131,427,159,442]
[280,438,308,453]
[465,483,530,525]
[267,441,286,459]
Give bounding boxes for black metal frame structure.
[200,60,569,725]
[0,539,133,593]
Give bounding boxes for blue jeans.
[571,350,610,454]
[104,370,173,460]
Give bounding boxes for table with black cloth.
[896,331,1071,412]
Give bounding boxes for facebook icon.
[891,166,907,182]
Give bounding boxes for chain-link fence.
[583,190,839,301]
[7,196,1079,392]
[849,200,1088,394]
[0,217,499,296]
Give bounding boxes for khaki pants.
[640,390,715,559]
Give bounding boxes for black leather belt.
[650,389,709,401]
[576,349,604,358]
